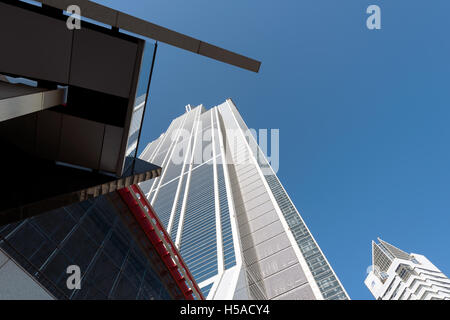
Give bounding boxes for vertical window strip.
[152,179,179,229]
[180,164,218,284]
[217,159,236,269]
[200,282,214,299]
[169,177,187,240]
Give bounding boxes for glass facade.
[200,282,214,298]
[0,194,184,300]
[180,160,218,284]
[217,157,236,269]
[140,107,239,294]
[169,175,187,240]
[152,179,180,229]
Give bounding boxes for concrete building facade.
[365,238,450,300]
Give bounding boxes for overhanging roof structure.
[0,0,260,225]
[35,0,261,73]
[0,0,158,224]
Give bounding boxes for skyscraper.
[365,238,450,300]
[139,99,349,300]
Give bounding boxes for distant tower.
[365,238,450,300]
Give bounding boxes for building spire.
[377,238,411,261]
[372,240,393,274]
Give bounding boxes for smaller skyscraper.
[365,238,450,300]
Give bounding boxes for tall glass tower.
[139,99,349,300]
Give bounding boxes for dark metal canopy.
[0,0,260,224]
[36,0,261,73]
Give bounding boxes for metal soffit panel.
[58,114,105,169]
[0,81,43,99]
[69,27,139,98]
[37,0,261,73]
[0,81,65,122]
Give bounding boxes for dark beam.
[37,0,261,72]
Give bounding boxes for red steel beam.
[118,186,204,300]
[130,184,204,299]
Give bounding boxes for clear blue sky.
[95,0,450,299]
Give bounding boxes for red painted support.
[118,185,204,300]
[130,185,204,299]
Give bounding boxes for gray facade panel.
[235,167,258,181]
[231,173,260,190]
[235,192,271,213]
[240,184,267,205]
[0,250,8,268]
[239,209,278,237]
[262,263,308,299]
[244,201,277,222]
[242,220,284,248]
[257,247,299,279]
[0,257,54,300]
[234,163,254,175]
[251,232,292,263]
[273,283,316,300]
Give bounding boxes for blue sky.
[95,0,450,299]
